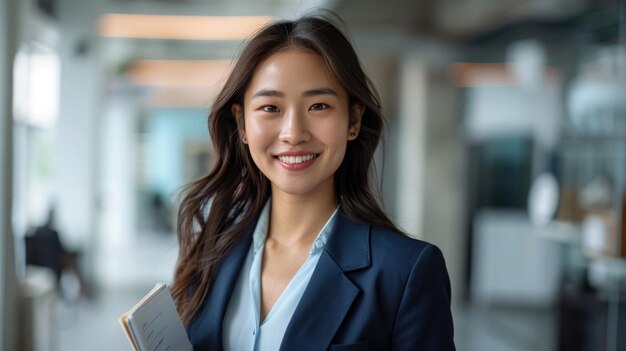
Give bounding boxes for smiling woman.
[236,49,359,198]
[171,11,455,351]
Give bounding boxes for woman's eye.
[261,105,279,112]
[309,103,328,111]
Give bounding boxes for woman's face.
[236,49,361,199]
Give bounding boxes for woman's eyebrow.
[251,89,284,99]
[251,87,338,99]
[302,88,337,97]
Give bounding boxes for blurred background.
[1,0,626,350]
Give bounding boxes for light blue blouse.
[222,200,339,351]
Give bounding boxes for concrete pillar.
[395,52,464,301]
[54,0,102,258]
[99,95,138,252]
[421,66,465,302]
[48,0,106,295]
[0,0,19,349]
[396,55,427,238]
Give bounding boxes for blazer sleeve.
[390,244,456,350]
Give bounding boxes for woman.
[172,12,455,351]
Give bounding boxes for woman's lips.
[275,154,319,171]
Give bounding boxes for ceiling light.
[98,14,272,40]
[128,59,233,87]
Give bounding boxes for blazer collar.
[280,211,371,350]
[323,210,371,272]
[194,210,371,351]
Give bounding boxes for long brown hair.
[172,11,402,325]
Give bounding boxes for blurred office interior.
[1,0,626,350]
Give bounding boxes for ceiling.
[334,0,591,41]
[95,0,606,107]
[105,0,593,40]
[97,0,599,66]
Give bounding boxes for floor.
[42,232,559,351]
[33,231,178,351]
[454,303,557,351]
[51,294,558,351]
[56,287,149,351]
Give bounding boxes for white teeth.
[277,154,317,164]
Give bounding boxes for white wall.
[1,0,19,349]
[54,0,103,252]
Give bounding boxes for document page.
[120,283,193,351]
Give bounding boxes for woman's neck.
[268,186,337,248]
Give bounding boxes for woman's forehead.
[244,49,347,100]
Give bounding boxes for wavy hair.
[171,11,401,325]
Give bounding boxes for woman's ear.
[348,104,364,140]
[231,104,247,144]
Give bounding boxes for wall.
[98,104,208,253]
[145,108,210,199]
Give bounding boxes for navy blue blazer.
[187,211,455,350]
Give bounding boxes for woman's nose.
[278,109,311,145]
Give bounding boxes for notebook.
[119,282,193,351]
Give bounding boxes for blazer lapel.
[280,213,371,351]
[190,225,253,351]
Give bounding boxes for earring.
[349,131,357,138]
[242,135,248,143]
